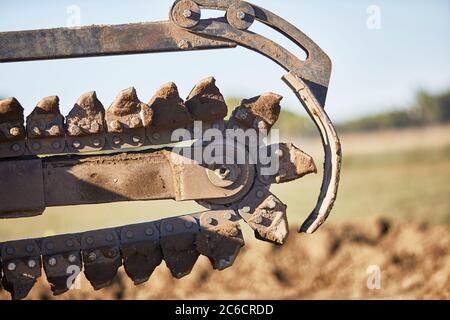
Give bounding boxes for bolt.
[28,259,37,268]
[66,239,74,247]
[256,190,264,198]
[68,254,77,263]
[183,9,192,18]
[46,242,55,251]
[132,135,141,143]
[237,11,246,20]
[106,234,114,242]
[9,127,21,137]
[267,199,277,209]
[257,120,267,130]
[216,166,230,178]
[11,143,21,152]
[86,236,94,245]
[72,140,82,149]
[112,136,121,145]
[152,132,161,140]
[92,139,101,147]
[184,221,193,229]
[88,252,97,261]
[206,217,214,225]
[32,126,41,136]
[223,212,232,220]
[48,257,57,267]
[52,141,61,149]
[165,224,174,232]
[126,230,134,239]
[240,206,251,213]
[106,248,117,258]
[7,262,16,271]
[6,247,15,255]
[254,216,263,224]
[113,178,119,183]
[32,141,41,150]
[26,244,34,253]
[145,228,154,236]
[48,125,61,136]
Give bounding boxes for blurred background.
[0,0,449,299]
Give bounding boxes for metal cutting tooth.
[0,97,26,158]
[26,95,65,154]
[147,82,193,144]
[41,234,82,296]
[106,87,153,149]
[159,216,200,279]
[81,228,122,290]
[258,143,317,185]
[229,93,282,131]
[185,76,228,122]
[236,184,290,245]
[148,82,192,130]
[66,91,106,152]
[1,240,41,300]
[120,222,163,285]
[196,210,245,270]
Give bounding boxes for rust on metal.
[148,82,192,130]
[186,76,228,121]
[0,0,342,300]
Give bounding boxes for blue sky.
[0,0,449,122]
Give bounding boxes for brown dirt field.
[1,219,449,300]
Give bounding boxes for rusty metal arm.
[0,22,236,62]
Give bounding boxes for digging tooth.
[160,216,200,279]
[66,91,106,151]
[120,222,163,285]
[275,143,317,183]
[0,97,25,141]
[41,235,82,296]
[81,228,122,290]
[1,240,41,300]
[26,95,65,154]
[67,91,105,135]
[196,211,244,270]
[258,143,317,185]
[236,185,289,245]
[185,76,228,121]
[148,82,192,130]
[106,87,152,148]
[107,87,152,129]
[0,97,26,157]
[230,93,282,131]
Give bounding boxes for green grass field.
[1,128,449,242]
